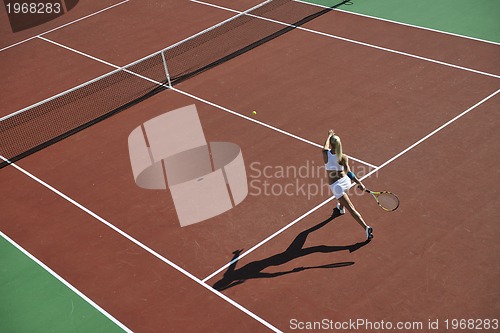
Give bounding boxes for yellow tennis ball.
[252,110,257,115]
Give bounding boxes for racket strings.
[377,193,399,211]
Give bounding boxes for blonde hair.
[330,135,343,162]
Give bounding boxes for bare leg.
[338,193,368,230]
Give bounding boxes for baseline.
[0,230,132,333]
[296,0,500,46]
[202,88,499,281]
[0,0,130,52]
[189,0,500,79]
[2,33,377,169]
[0,155,283,333]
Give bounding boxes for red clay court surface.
[1,0,499,332]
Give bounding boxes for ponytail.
[331,135,343,163]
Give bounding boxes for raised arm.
[322,129,334,163]
[323,129,335,150]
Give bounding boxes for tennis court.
[1,0,499,332]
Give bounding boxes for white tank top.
[325,150,344,171]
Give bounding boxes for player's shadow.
[212,209,370,291]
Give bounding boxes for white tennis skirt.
[329,175,351,199]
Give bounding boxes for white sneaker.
[365,226,373,240]
[336,203,345,215]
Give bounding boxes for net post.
[161,51,172,88]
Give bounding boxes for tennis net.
[0,0,347,168]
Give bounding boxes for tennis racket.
[365,189,399,211]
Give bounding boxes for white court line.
[0,0,130,53]
[6,32,376,324]
[203,88,499,282]
[362,88,500,179]
[0,65,123,122]
[22,35,379,169]
[162,0,273,52]
[172,87,378,168]
[0,230,133,333]
[202,196,336,282]
[0,0,271,121]
[38,36,121,68]
[203,162,376,283]
[0,154,283,333]
[3,3,496,326]
[294,0,500,46]
[203,165,374,283]
[190,0,500,79]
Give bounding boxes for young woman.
[323,130,373,240]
